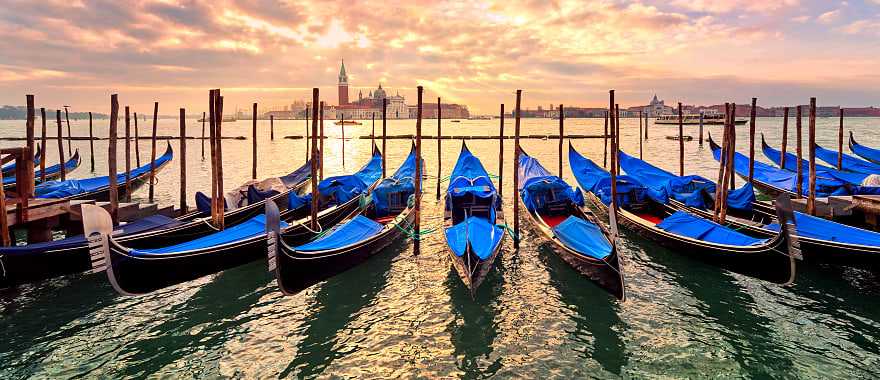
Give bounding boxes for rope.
[495,223,518,240]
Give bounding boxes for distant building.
[338,60,349,106]
[409,103,470,119]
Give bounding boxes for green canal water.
[1,116,878,378]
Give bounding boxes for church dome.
[373,84,387,100]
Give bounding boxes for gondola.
[517,148,625,300]
[760,135,872,187]
[83,148,384,295]
[814,141,880,175]
[3,149,81,189]
[442,142,505,296]
[34,142,174,201]
[268,143,422,296]
[849,132,880,164]
[1,143,41,175]
[570,144,798,284]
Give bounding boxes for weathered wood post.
[748,97,757,184]
[807,98,817,216]
[40,107,47,182]
[513,90,522,248]
[558,104,564,177]
[498,104,505,197]
[210,91,225,230]
[341,113,346,169]
[719,104,735,223]
[714,104,730,222]
[305,106,310,164]
[796,106,803,198]
[728,104,736,189]
[149,102,158,203]
[24,95,35,196]
[610,91,617,210]
[109,94,119,223]
[639,110,644,159]
[88,112,95,172]
[134,112,141,167]
[270,114,274,141]
[414,86,423,251]
[603,110,608,168]
[382,97,387,178]
[309,89,319,230]
[698,111,704,146]
[179,108,187,213]
[678,102,684,176]
[615,104,621,173]
[124,106,132,202]
[838,108,844,170]
[252,102,258,179]
[64,106,72,156]
[644,110,649,139]
[201,112,206,160]
[56,110,66,180]
[0,165,7,245]
[319,101,325,180]
[781,107,789,169]
[436,97,442,200]
[371,112,375,145]
[209,91,218,224]
[609,91,615,175]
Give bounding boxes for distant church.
[336,60,408,119]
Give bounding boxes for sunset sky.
[1,0,878,114]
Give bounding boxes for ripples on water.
[1,117,879,378]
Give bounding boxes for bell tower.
[338,59,349,105]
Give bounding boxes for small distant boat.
[468,115,492,120]
[655,113,746,125]
[443,142,505,296]
[197,115,237,123]
[451,120,461,123]
[666,135,693,141]
[334,120,362,126]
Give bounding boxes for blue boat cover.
[447,144,496,199]
[288,191,313,210]
[552,216,612,259]
[656,211,768,246]
[3,150,79,185]
[444,216,503,261]
[850,132,880,164]
[568,145,658,206]
[518,151,584,212]
[761,137,869,185]
[814,143,880,175]
[372,145,421,216]
[295,214,383,252]
[247,186,279,205]
[618,150,755,210]
[0,214,180,255]
[318,149,383,204]
[764,211,880,247]
[279,159,313,188]
[132,214,286,255]
[195,191,229,214]
[35,144,173,199]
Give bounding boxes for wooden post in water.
[795,106,803,198]
[718,104,735,223]
[728,104,736,190]
[513,90,522,248]
[56,110,66,181]
[781,107,789,169]
[436,97,442,200]
[209,91,218,225]
[748,98,757,184]
[270,115,274,141]
[714,104,730,222]
[252,102,258,179]
[124,107,132,202]
[309,89,319,230]
[319,101,325,181]
[88,112,94,172]
[498,104,504,197]
[0,163,7,245]
[134,112,141,167]
[639,110,644,159]
[64,106,72,156]
[838,108,844,170]
[341,114,346,169]
[644,111,649,139]
[109,95,119,223]
[179,108,187,213]
[149,102,158,203]
[40,108,47,182]
[414,86,423,252]
[382,97,387,178]
[305,106,310,164]
[201,112,206,160]
[558,104,564,177]
[25,95,35,192]
[678,102,684,176]
[807,98,817,216]
[610,90,617,210]
[609,91,615,175]
[603,111,608,168]
[371,112,376,145]
[698,111,704,146]
[615,104,621,174]
[216,96,225,229]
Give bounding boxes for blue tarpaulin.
[618,150,755,210]
[195,191,227,214]
[814,143,880,174]
[656,211,768,246]
[447,144,496,199]
[131,214,287,255]
[552,216,612,259]
[318,148,383,204]
[295,215,383,252]
[444,216,504,261]
[3,150,78,185]
[765,211,880,247]
[288,191,312,211]
[568,145,658,206]
[247,186,279,205]
[373,144,421,216]
[35,143,173,199]
[850,132,880,164]
[0,215,180,255]
[518,151,584,212]
[761,136,869,185]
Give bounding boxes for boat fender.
[773,195,803,261]
[81,204,114,274]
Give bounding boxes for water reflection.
[446,257,503,378]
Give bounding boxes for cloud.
[817,9,841,24]
[668,0,800,13]
[791,15,810,23]
[837,18,880,36]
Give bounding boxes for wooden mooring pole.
[639,110,644,159]
[678,102,684,176]
[498,104,504,197]
[124,106,132,202]
[644,111,649,140]
[728,104,736,190]
[201,112,206,160]
[209,92,218,224]
[610,91,617,209]
[56,110,66,180]
[88,111,95,172]
[807,98,817,216]
[781,107,790,169]
[436,97,442,200]
[796,106,803,198]
[698,111,704,146]
[148,102,158,203]
[134,112,141,167]
[305,106,309,164]
[838,108,844,170]
[513,90,522,248]
[341,113,346,169]
[603,110,608,168]
[309,89,319,230]
[109,94,119,223]
[414,86,423,252]
[179,108,187,213]
[270,115,274,141]
[40,107,47,182]
[371,112,375,145]
[558,104,564,177]
[609,91,615,175]
[714,104,730,222]
[319,101,324,180]
[382,97,387,178]
[64,106,72,156]
[252,102,258,179]
[748,97,757,184]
